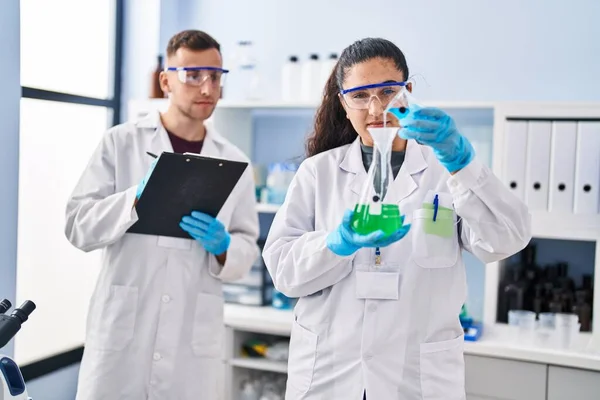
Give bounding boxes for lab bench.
[223,304,600,400]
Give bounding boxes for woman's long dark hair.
[306,38,410,158]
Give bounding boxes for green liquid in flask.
[351,203,403,237]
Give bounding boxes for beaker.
[351,127,403,237]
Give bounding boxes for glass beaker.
[351,127,403,237]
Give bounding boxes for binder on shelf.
[574,122,600,214]
[548,121,577,213]
[525,121,552,212]
[127,152,248,239]
[503,120,528,201]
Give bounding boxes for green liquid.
[351,203,403,237]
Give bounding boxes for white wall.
[120,0,162,122]
[173,0,600,103]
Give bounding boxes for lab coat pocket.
[191,292,225,359]
[88,285,138,352]
[412,208,459,269]
[419,335,466,400]
[287,318,318,394]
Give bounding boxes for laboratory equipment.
[300,54,320,102]
[232,41,261,100]
[351,126,404,237]
[150,54,165,99]
[223,242,274,306]
[0,298,36,400]
[281,55,301,102]
[264,163,298,205]
[496,242,593,332]
[319,53,338,92]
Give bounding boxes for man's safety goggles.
[165,66,229,88]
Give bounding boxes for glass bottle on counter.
[572,290,592,332]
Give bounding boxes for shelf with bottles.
[226,326,290,400]
[495,238,595,335]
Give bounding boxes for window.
[16,0,124,364]
[20,0,123,125]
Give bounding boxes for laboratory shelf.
[229,357,288,374]
[530,211,600,241]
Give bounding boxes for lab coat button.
[368,303,377,312]
[364,352,373,361]
[150,379,156,385]
[161,295,171,303]
[153,352,161,361]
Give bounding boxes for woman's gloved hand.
[180,211,231,255]
[398,106,475,173]
[326,210,411,257]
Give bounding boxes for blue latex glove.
[398,106,475,173]
[326,210,411,257]
[136,157,159,199]
[179,211,231,255]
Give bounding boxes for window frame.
[20,0,125,127]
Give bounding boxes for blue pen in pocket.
[433,194,439,222]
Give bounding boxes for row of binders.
[502,119,600,214]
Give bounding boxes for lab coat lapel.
[384,139,428,205]
[200,123,223,158]
[340,138,367,202]
[137,111,174,157]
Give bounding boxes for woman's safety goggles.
[165,66,229,88]
[340,81,408,110]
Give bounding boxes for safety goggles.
[340,81,408,110]
[165,66,229,88]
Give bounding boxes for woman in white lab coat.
[262,37,531,400]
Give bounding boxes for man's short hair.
[166,30,221,57]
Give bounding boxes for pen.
[433,194,439,222]
[146,151,158,159]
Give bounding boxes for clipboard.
[127,152,248,239]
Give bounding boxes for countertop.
[224,304,600,371]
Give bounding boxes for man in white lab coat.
[65,30,259,399]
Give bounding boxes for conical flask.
[384,82,420,122]
[351,126,404,237]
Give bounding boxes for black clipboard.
[127,152,248,239]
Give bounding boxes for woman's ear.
[406,81,413,93]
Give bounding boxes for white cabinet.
[547,366,600,400]
[465,355,547,400]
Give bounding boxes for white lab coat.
[65,111,259,400]
[263,137,531,400]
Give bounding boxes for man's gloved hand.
[136,156,160,200]
[399,106,475,173]
[326,210,411,257]
[180,211,231,256]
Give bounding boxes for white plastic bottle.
[281,55,301,102]
[235,40,261,101]
[300,53,320,103]
[319,52,338,91]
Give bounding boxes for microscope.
[0,298,36,400]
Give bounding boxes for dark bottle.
[498,267,527,322]
[557,262,576,292]
[150,54,165,99]
[521,244,540,310]
[572,290,592,332]
[581,274,593,303]
[533,284,545,315]
[549,288,564,313]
